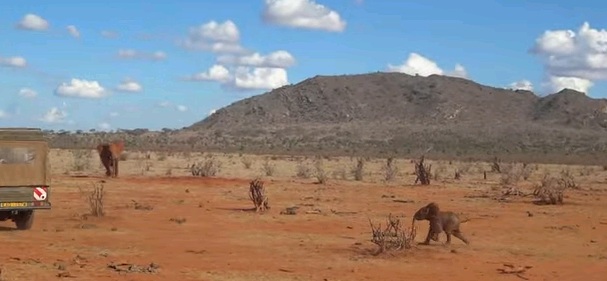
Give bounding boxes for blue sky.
[1,0,606,131]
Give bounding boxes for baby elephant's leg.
[430,218,443,242]
[452,229,470,244]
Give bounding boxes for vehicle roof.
[0,128,46,142]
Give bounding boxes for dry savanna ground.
[1,148,607,281]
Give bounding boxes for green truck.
[0,128,51,230]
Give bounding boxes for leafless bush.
[368,214,416,255]
[521,163,533,180]
[249,178,269,212]
[381,157,399,182]
[296,161,312,178]
[313,159,328,184]
[86,182,105,217]
[190,157,222,177]
[351,157,365,181]
[241,157,253,169]
[491,156,501,173]
[414,156,431,185]
[500,165,523,187]
[71,149,92,171]
[533,174,570,205]
[559,169,578,189]
[261,160,276,176]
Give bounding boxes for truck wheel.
[14,210,34,230]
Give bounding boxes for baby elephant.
[413,202,469,245]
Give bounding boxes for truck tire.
[14,210,34,230]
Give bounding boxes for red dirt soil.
[1,175,606,281]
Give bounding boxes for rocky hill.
[47,72,607,165]
[181,72,607,164]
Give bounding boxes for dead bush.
[500,165,522,187]
[261,160,276,176]
[533,174,572,205]
[71,149,92,171]
[85,182,105,217]
[521,163,533,180]
[491,156,501,173]
[381,157,399,182]
[249,178,269,212]
[559,169,578,189]
[351,157,365,181]
[414,156,431,185]
[296,161,312,178]
[313,159,328,184]
[368,214,416,255]
[241,157,253,169]
[190,157,222,177]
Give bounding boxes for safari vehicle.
[0,128,51,230]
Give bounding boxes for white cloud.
[0,56,27,68]
[508,80,534,91]
[67,25,80,38]
[531,22,607,93]
[262,0,347,32]
[55,78,107,99]
[39,107,67,123]
[542,76,594,94]
[217,50,296,68]
[157,101,172,108]
[185,64,289,90]
[152,51,167,60]
[387,53,466,78]
[234,67,289,90]
[208,109,217,116]
[98,122,111,130]
[449,64,468,78]
[181,20,247,54]
[109,112,119,117]
[186,64,232,82]
[16,14,49,31]
[116,79,143,92]
[18,88,37,98]
[176,105,188,112]
[0,110,7,119]
[101,30,118,38]
[117,49,167,61]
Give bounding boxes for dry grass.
[3,148,607,281]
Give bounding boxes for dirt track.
[1,172,607,281]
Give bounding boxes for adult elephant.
[96,140,125,177]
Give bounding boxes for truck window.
[0,147,36,164]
